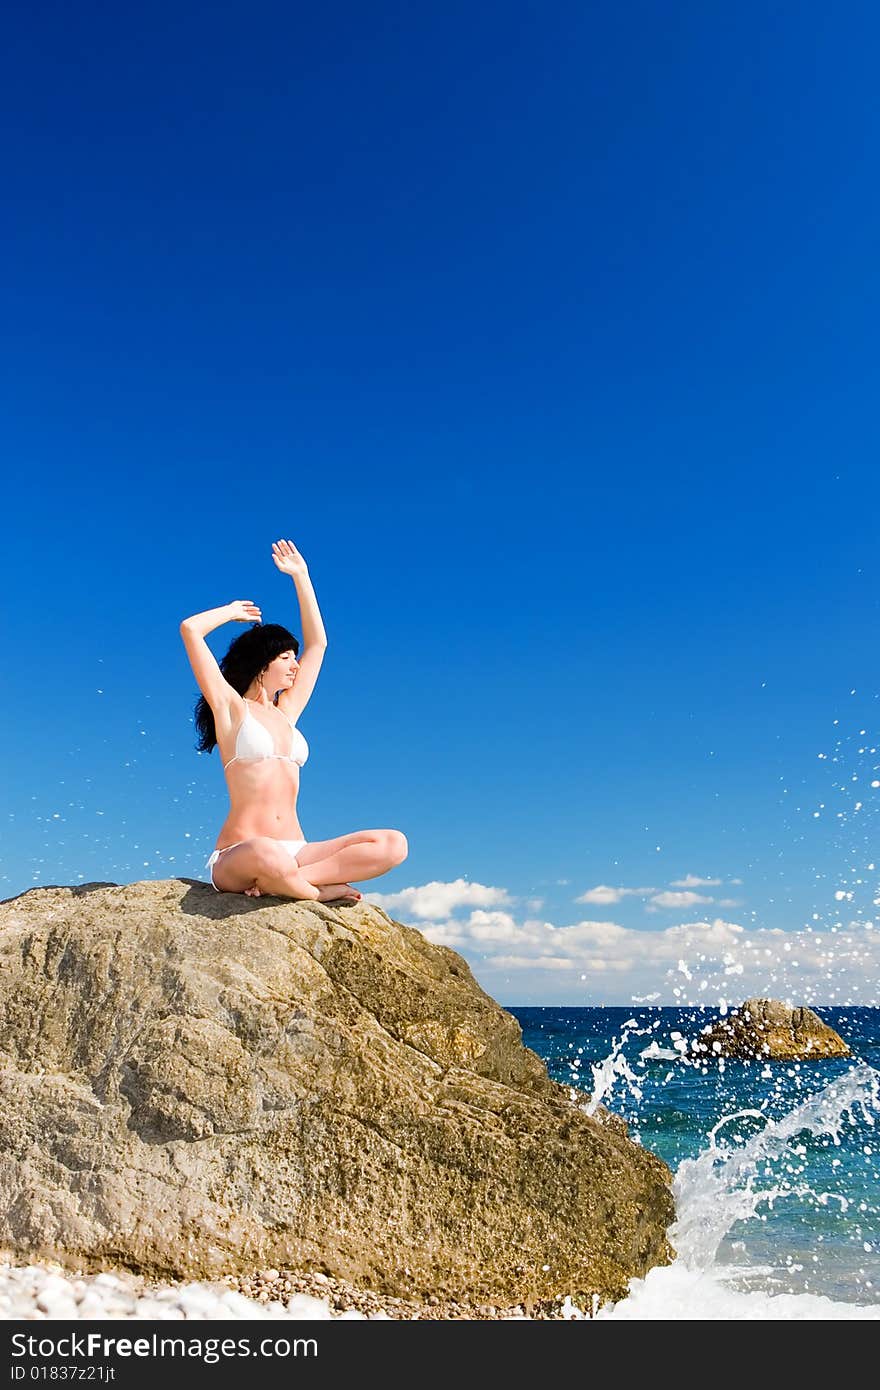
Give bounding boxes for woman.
[180,537,408,903]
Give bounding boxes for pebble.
[0,1259,585,1321]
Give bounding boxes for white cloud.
[365,880,880,1006]
[648,890,715,910]
[669,874,722,887]
[416,920,467,947]
[576,884,656,904]
[491,954,576,972]
[463,909,520,943]
[365,878,512,919]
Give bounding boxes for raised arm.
[179,600,261,711]
[272,539,328,649]
[272,539,327,721]
[180,599,261,638]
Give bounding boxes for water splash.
[670,1063,880,1270]
[586,1061,880,1319]
[580,1016,656,1116]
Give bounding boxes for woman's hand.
[272,538,308,579]
[227,599,262,623]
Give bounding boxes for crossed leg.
[210,829,408,902]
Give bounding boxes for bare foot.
[287,870,322,900]
[242,873,320,901]
[316,883,363,904]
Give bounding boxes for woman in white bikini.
[180,537,408,903]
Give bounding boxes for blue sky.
[3,1,879,1005]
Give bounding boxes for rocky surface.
[699,998,851,1060]
[0,879,674,1308]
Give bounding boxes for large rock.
[0,880,674,1307]
[699,997,851,1061]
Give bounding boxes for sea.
[510,1005,880,1319]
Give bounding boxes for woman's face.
[267,649,299,690]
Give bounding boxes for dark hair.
[193,623,300,753]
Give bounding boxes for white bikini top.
[222,700,309,771]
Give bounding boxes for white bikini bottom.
[205,838,308,892]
